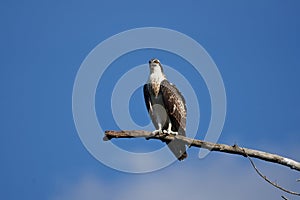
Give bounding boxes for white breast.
[148,66,166,84]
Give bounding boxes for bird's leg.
[163,122,178,135]
[151,123,163,136]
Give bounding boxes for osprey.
[143,58,187,161]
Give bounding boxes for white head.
[148,58,166,83]
[149,58,164,74]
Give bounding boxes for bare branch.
[244,152,300,196]
[104,130,300,197]
[104,130,300,172]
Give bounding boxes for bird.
[143,58,187,161]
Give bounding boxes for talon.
[146,129,162,139]
[151,129,163,136]
[168,130,178,135]
[166,122,178,135]
[149,123,163,137]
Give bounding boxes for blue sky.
[1,0,300,199]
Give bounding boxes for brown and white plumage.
[143,58,187,160]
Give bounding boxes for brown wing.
[143,84,159,130]
[160,80,187,160]
[143,84,151,113]
[160,80,186,136]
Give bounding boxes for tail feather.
[167,139,187,161]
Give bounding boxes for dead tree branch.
[104,130,300,196]
[245,153,300,196]
[104,130,300,172]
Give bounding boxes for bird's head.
[149,58,164,74]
